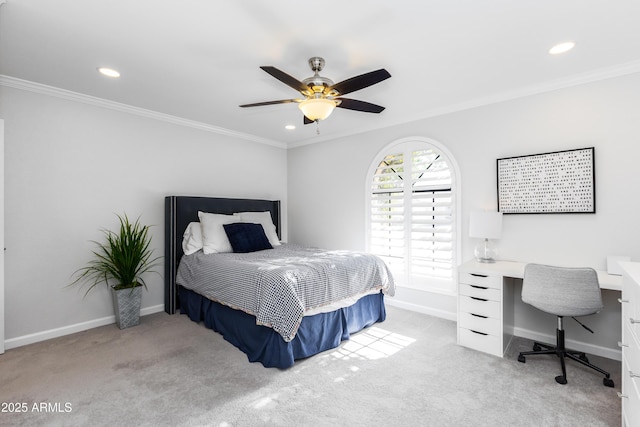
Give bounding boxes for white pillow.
[182,222,203,255]
[198,211,236,254]
[234,211,281,247]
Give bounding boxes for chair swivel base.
[517,329,614,388]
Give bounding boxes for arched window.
[366,137,460,294]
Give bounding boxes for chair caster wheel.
[579,354,589,363]
[555,375,567,385]
[533,344,542,351]
[518,354,526,363]
[603,378,614,388]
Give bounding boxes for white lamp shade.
[469,211,503,239]
[298,98,336,121]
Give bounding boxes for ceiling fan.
[239,57,391,124]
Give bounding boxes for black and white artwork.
[497,147,595,214]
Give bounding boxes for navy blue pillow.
[223,223,273,253]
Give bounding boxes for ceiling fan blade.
[260,66,310,94]
[303,115,314,125]
[336,98,385,113]
[328,69,391,96]
[239,99,299,108]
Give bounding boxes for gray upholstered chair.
[517,263,614,387]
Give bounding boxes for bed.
[164,196,395,368]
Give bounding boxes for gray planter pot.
[111,286,142,329]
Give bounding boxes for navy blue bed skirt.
[178,286,387,368]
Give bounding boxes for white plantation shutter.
[370,151,407,281]
[368,140,456,293]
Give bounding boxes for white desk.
[456,260,622,357]
[459,260,622,291]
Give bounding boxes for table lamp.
[469,211,503,263]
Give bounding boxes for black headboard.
[164,196,281,314]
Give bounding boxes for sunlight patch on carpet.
[329,327,416,361]
[252,394,278,409]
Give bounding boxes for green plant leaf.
[68,213,161,297]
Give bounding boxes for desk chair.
[517,263,614,387]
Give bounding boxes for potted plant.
[70,213,160,329]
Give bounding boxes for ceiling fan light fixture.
[298,98,336,121]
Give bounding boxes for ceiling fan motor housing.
[303,57,336,97]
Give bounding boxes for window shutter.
[368,144,455,292]
[410,150,453,287]
[370,152,406,281]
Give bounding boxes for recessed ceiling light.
[97,67,120,78]
[285,125,296,130]
[549,42,575,55]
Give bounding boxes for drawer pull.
[617,392,628,399]
[631,318,640,324]
[618,341,628,348]
[470,273,488,278]
[618,298,629,303]
[471,297,488,302]
[470,330,488,336]
[630,371,640,378]
[471,313,488,319]
[470,285,489,290]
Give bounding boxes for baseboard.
[386,298,457,322]
[387,300,622,361]
[140,304,165,317]
[4,304,165,351]
[508,325,622,362]
[6,303,621,361]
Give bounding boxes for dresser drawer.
[459,283,502,301]
[622,269,640,340]
[459,294,501,318]
[628,309,640,343]
[458,311,502,336]
[622,355,640,427]
[459,272,501,288]
[623,321,640,379]
[459,327,502,356]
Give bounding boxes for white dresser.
[620,262,640,427]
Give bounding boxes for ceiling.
[1,0,639,148]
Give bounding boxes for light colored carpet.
[0,306,620,426]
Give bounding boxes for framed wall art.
[497,147,595,214]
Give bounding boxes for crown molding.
[288,60,640,149]
[0,75,287,149]
[404,59,640,122]
[4,59,639,151]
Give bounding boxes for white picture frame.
[497,147,595,214]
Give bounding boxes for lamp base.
[474,238,497,263]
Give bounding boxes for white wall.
[2,72,639,357]
[0,119,4,354]
[1,86,287,344]
[288,72,640,356]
